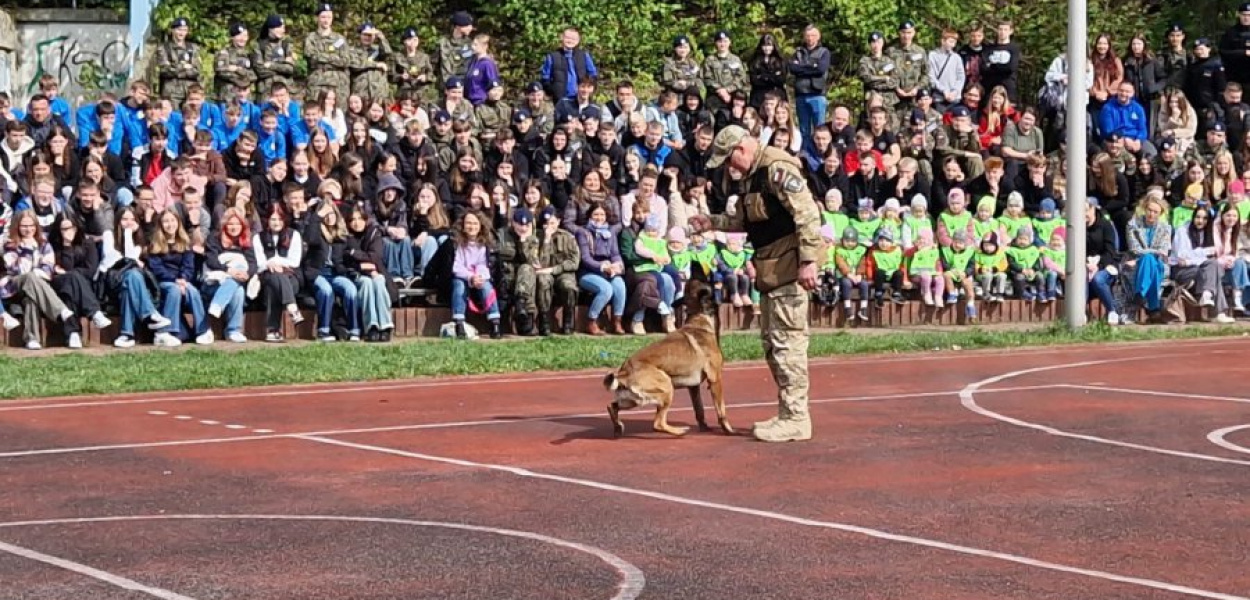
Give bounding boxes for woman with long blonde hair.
[147,209,210,346]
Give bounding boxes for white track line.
[960,358,1250,467]
[294,435,1249,600]
[4,337,1242,411]
[1207,425,1250,455]
[0,515,644,600]
[0,539,197,599]
[1065,385,1250,405]
[0,385,1058,460]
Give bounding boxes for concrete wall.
[10,9,131,107]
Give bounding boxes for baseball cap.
[580,106,601,121]
[706,125,749,169]
[512,207,533,225]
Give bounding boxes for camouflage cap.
[706,125,749,169]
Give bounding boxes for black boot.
[561,311,575,335]
[454,320,467,339]
[489,319,502,339]
[537,313,551,337]
[515,312,534,336]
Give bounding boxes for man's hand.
[798,261,818,291]
[687,214,713,233]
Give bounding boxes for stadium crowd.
[2,6,1250,349]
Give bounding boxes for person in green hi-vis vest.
[867,228,906,305]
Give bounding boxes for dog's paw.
[720,420,736,436]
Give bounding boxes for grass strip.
[0,322,1244,399]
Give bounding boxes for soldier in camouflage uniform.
[351,22,393,105]
[437,12,475,93]
[1161,24,1190,91]
[858,32,898,110]
[660,36,704,97]
[702,31,749,114]
[521,82,556,139]
[496,207,541,335]
[935,105,986,178]
[215,23,257,103]
[304,3,353,109]
[393,28,435,106]
[690,125,823,443]
[253,15,298,97]
[888,21,928,119]
[531,206,581,335]
[155,17,203,110]
[474,80,511,146]
[435,77,476,127]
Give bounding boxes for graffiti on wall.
[24,34,131,96]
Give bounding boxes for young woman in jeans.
[311,201,361,341]
[147,209,211,346]
[449,210,501,339]
[1,210,78,350]
[575,203,627,335]
[343,205,394,342]
[201,207,256,343]
[99,207,172,347]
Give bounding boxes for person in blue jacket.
[1098,81,1155,157]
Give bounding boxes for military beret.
[171,17,189,29]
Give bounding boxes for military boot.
[753,418,812,442]
[537,313,551,336]
[515,312,535,336]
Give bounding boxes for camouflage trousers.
[759,281,811,421]
[162,79,197,112]
[512,265,578,317]
[307,70,351,108]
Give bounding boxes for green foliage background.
[143,0,1238,105]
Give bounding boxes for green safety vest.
[910,246,940,271]
[999,215,1032,240]
[878,220,902,244]
[975,249,1004,270]
[871,247,902,275]
[1032,218,1063,245]
[835,244,867,272]
[636,235,669,273]
[1171,205,1195,229]
[720,247,747,269]
[822,211,850,237]
[941,245,975,272]
[691,244,718,273]
[972,217,999,241]
[672,249,693,271]
[1042,247,1066,271]
[1005,244,1041,269]
[852,218,881,246]
[903,215,933,242]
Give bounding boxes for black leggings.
[52,272,101,320]
[261,271,300,330]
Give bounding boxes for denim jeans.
[383,236,415,279]
[578,273,626,319]
[357,274,394,331]
[117,269,157,336]
[159,280,207,338]
[633,271,674,322]
[1230,259,1250,304]
[314,272,360,335]
[452,277,500,320]
[1089,268,1118,314]
[795,93,827,142]
[204,278,245,335]
[415,234,446,277]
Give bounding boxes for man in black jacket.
[1219,3,1250,87]
[789,25,831,142]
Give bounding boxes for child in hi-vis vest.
[715,233,752,307]
[868,228,907,305]
[822,189,850,237]
[941,229,978,321]
[817,224,840,305]
[974,231,1009,302]
[1040,230,1066,302]
[1005,226,1043,300]
[667,227,691,303]
[852,198,881,247]
[834,227,870,322]
[901,194,933,250]
[1031,198,1065,248]
[908,229,945,306]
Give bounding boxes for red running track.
[0,338,1249,599]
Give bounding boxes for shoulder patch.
[784,176,804,194]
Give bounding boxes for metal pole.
[1064,0,1088,329]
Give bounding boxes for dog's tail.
[603,372,621,391]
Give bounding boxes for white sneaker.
[25,340,41,350]
[317,334,336,342]
[227,332,248,343]
[195,331,215,345]
[288,308,305,325]
[1216,313,1236,324]
[67,332,82,349]
[113,335,136,348]
[207,304,223,318]
[154,332,182,347]
[1107,311,1121,325]
[0,313,17,331]
[90,312,112,329]
[147,314,172,330]
[1200,291,1215,307]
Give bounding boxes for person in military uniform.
[435,77,476,127]
[1185,120,1229,167]
[437,11,475,92]
[304,3,353,109]
[475,80,511,146]
[393,27,435,106]
[888,20,928,118]
[688,125,822,443]
[936,105,986,179]
[660,36,704,98]
[1220,3,1250,87]
[520,82,556,139]
[253,15,297,97]
[155,17,203,110]
[1185,38,1227,120]
[215,23,257,103]
[858,32,898,111]
[351,22,393,105]
[1160,24,1190,91]
[532,206,580,335]
[702,31,749,114]
[496,206,540,335]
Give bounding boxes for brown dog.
[602,280,734,437]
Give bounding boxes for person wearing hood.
[1220,4,1250,87]
[253,15,298,94]
[373,173,414,286]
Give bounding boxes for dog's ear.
[603,373,620,391]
